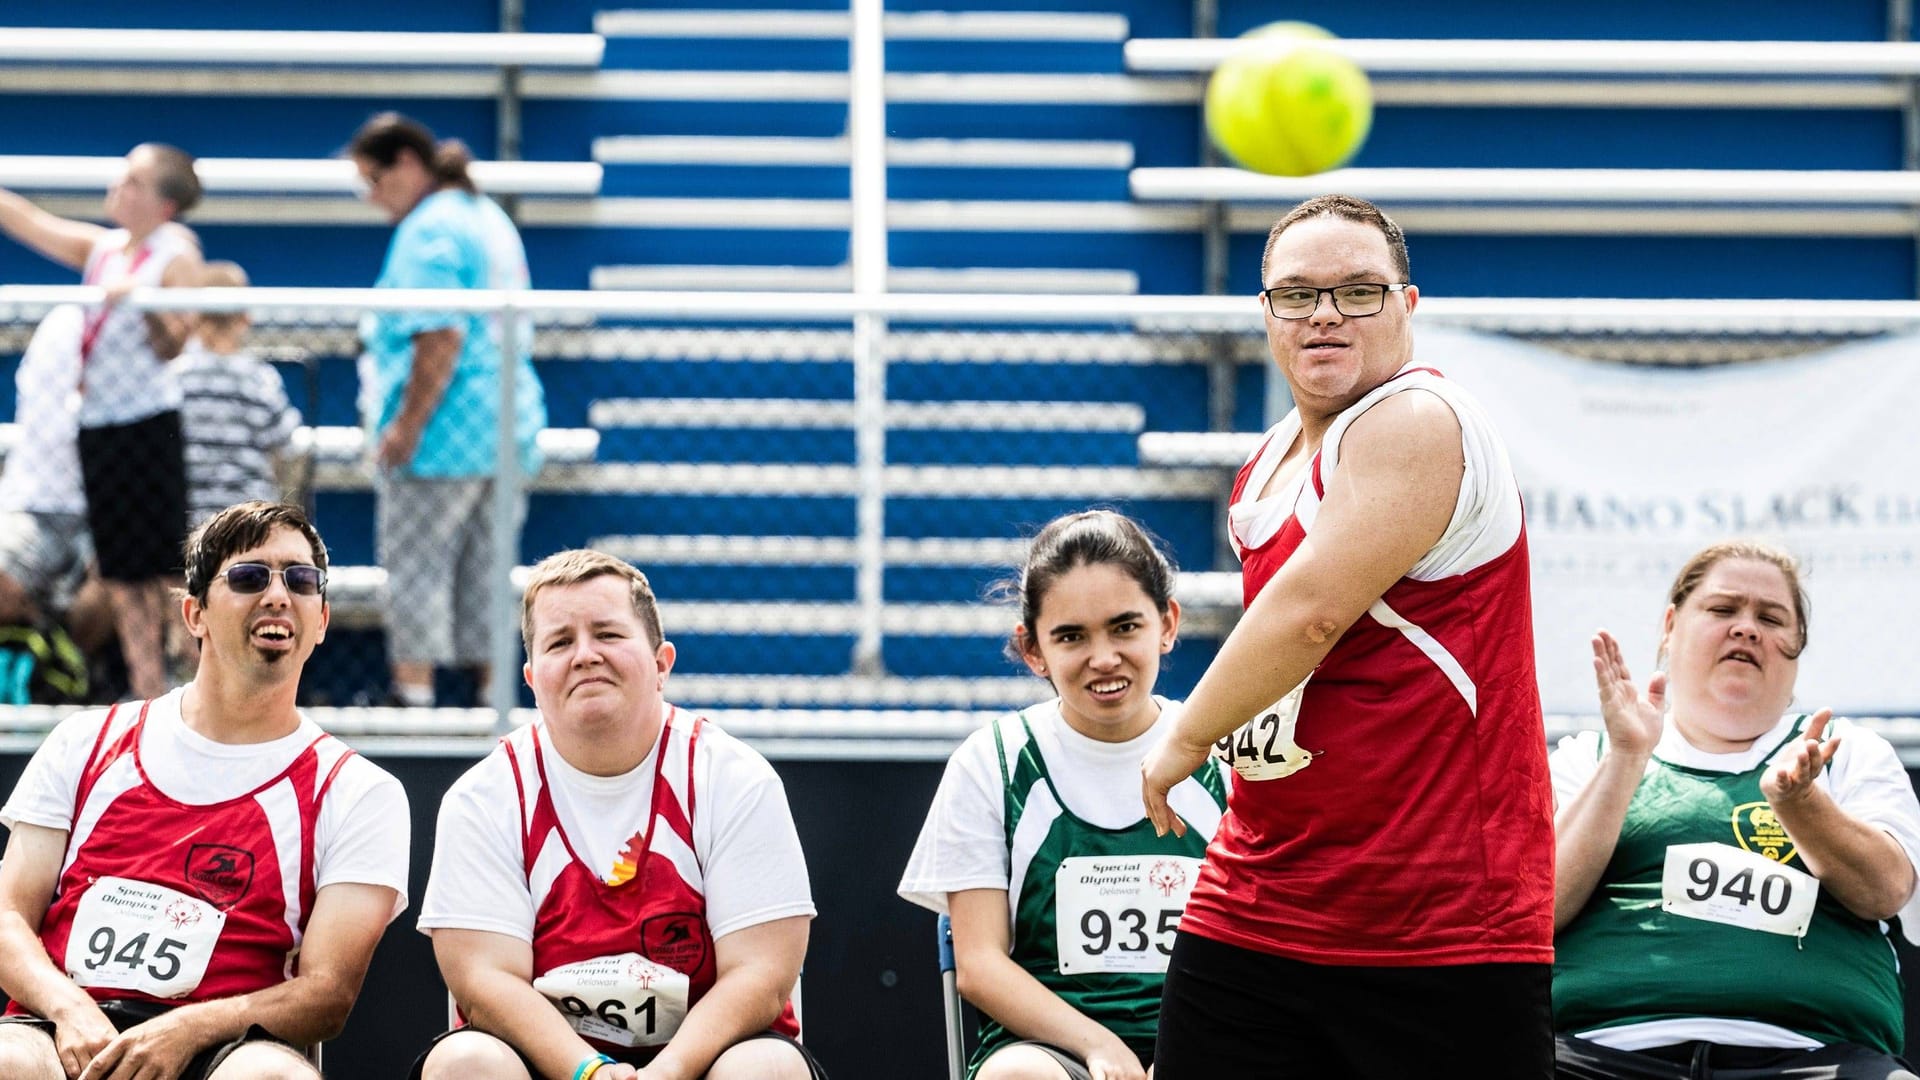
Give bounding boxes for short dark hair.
[347,112,477,194]
[1261,193,1410,283]
[994,509,1179,664]
[184,502,328,603]
[136,143,203,218]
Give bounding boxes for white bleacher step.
[524,196,1203,232]
[526,70,1197,106]
[0,28,604,67]
[539,328,1226,365]
[288,425,597,465]
[659,675,1045,710]
[1131,166,1920,207]
[0,156,602,197]
[589,264,1137,294]
[1137,431,1262,469]
[323,566,1242,631]
[595,10,1127,43]
[592,135,1131,169]
[0,424,596,468]
[587,398,1144,432]
[590,534,1028,567]
[313,461,1222,498]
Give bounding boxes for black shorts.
[1553,1033,1918,1080]
[77,409,187,581]
[407,1025,830,1080]
[1153,930,1553,1079]
[0,998,309,1080]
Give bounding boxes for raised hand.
[1591,630,1664,758]
[1762,708,1840,806]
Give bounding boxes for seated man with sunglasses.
[0,500,410,1080]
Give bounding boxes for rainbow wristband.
[573,1053,616,1080]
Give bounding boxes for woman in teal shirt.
[349,112,547,708]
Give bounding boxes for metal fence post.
[849,0,889,675]
[488,298,522,732]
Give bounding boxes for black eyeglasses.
[1262,282,1410,320]
[216,563,327,596]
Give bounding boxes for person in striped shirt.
[175,261,302,529]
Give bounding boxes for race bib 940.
[1661,842,1819,939]
[1054,855,1203,975]
[65,876,225,998]
[533,953,690,1048]
[1211,678,1314,781]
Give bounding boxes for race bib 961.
[65,876,225,998]
[1661,842,1819,939]
[533,953,690,1048]
[1054,855,1202,975]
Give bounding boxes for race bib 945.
[1661,842,1819,939]
[65,876,225,998]
[1054,855,1202,975]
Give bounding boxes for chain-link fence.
[0,288,1283,725]
[0,286,1911,732]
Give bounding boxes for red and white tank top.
[1181,364,1555,966]
[15,699,353,1009]
[77,225,191,427]
[501,709,800,1059]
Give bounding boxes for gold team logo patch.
[1730,801,1796,865]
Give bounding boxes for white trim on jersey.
[1367,598,1479,717]
[255,778,306,956]
[529,830,571,913]
[651,815,704,897]
[1006,780,1061,923]
[62,755,139,878]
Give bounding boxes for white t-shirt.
[898,698,1227,914]
[0,304,86,516]
[0,687,412,917]
[419,714,815,944]
[1551,713,1920,1050]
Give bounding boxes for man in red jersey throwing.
[0,501,411,1080]
[412,549,824,1080]
[1142,195,1554,1078]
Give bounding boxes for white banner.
[1412,325,1920,715]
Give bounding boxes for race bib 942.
[65,876,225,999]
[1211,678,1314,781]
[1054,855,1202,975]
[1661,842,1819,939]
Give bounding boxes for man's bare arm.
[642,915,808,1080]
[1143,391,1467,834]
[0,823,117,1077]
[78,882,398,1080]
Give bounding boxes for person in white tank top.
[0,145,208,702]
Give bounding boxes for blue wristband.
[573,1053,616,1080]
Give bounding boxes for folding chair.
[938,913,965,1080]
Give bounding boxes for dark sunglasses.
[217,563,327,596]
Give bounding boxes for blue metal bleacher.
[0,0,1915,712]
